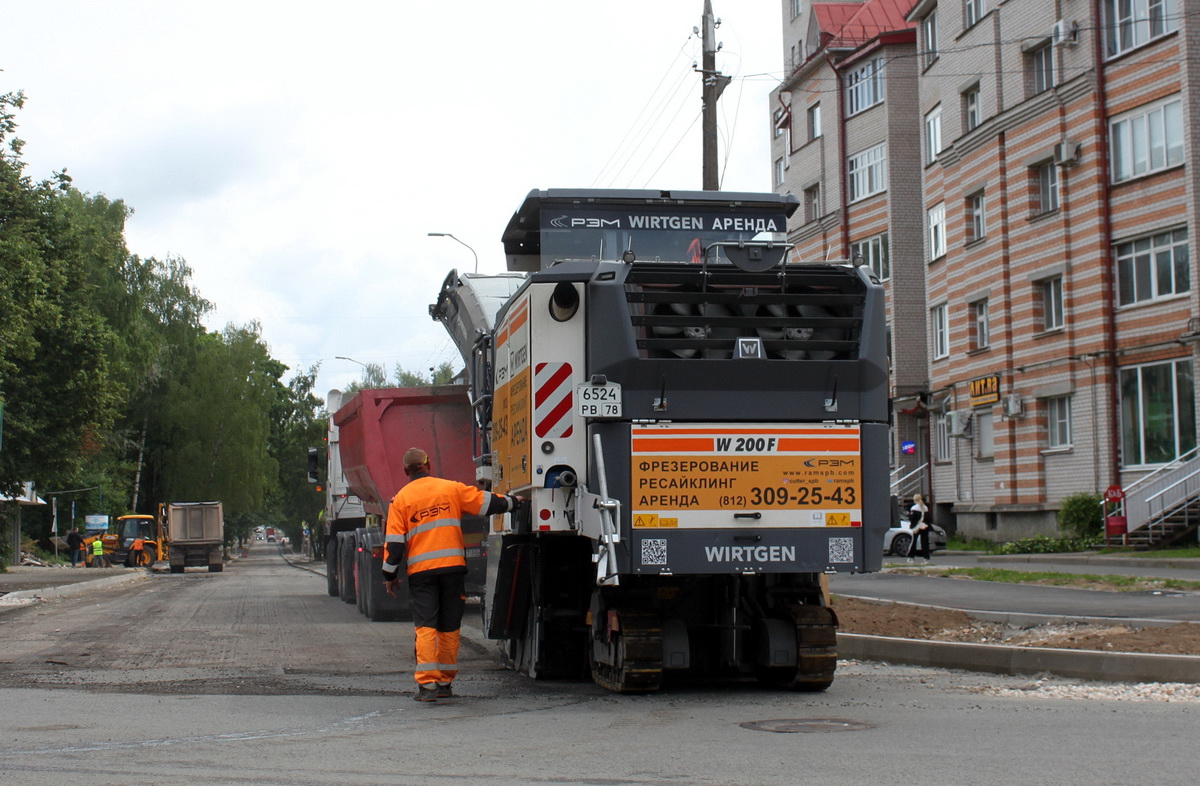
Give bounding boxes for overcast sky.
[3,1,783,404]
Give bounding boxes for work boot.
[414,685,438,702]
[436,683,454,699]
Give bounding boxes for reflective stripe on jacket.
[385,476,489,576]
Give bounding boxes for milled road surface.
[2,543,1199,785]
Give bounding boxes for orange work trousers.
[409,570,467,686]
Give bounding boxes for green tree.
[156,324,279,514]
[0,89,121,497]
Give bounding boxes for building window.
[928,202,946,260]
[846,57,885,116]
[1105,0,1179,57]
[848,143,887,201]
[1116,228,1190,306]
[964,86,981,131]
[967,191,986,242]
[803,184,821,223]
[931,303,949,359]
[1040,276,1064,330]
[1120,359,1197,466]
[935,411,952,461]
[1111,97,1184,183]
[852,233,890,281]
[965,0,984,28]
[774,157,785,187]
[773,108,785,139]
[1046,396,1072,449]
[970,299,990,350]
[922,9,940,68]
[1036,161,1059,213]
[808,103,822,140]
[925,106,942,164]
[1030,44,1054,95]
[975,411,994,458]
[791,0,804,18]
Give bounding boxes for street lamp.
[335,355,367,369]
[428,232,479,274]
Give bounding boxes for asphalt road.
[2,543,1199,784]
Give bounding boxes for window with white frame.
[965,0,984,28]
[848,143,887,201]
[1120,359,1197,466]
[928,202,946,260]
[1116,227,1190,306]
[803,184,821,223]
[808,103,822,140]
[964,86,981,131]
[1111,97,1184,182]
[971,299,990,350]
[935,411,952,461]
[974,410,994,458]
[1031,43,1054,95]
[1046,395,1072,448]
[967,191,986,242]
[1041,276,1064,330]
[774,157,785,187]
[931,303,949,359]
[925,106,943,164]
[1104,0,1179,57]
[791,0,804,18]
[846,57,885,115]
[773,108,785,139]
[852,233,890,281]
[922,9,940,68]
[1036,161,1059,213]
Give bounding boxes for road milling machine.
[431,189,889,692]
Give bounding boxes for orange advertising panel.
[630,424,862,529]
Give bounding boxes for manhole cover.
[740,718,875,734]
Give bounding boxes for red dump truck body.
[333,385,478,512]
[326,384,485,619]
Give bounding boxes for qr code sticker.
[828,537,854,563]
[641,538,668,566]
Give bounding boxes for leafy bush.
[994,535,1100,554]
[1057,492,1104,538]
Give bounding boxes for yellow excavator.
[84,513,166,567]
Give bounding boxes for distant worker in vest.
[127,536,145,567]
[91,537,106,568]
[382,447,523,702]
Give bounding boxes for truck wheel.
[337,533,357,604]
[208,563,223,573]
[326,544,339,597]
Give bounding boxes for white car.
[882,522,947,557]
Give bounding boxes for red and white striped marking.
[534,362,573,438]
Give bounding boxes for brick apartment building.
[771,0,1198,542]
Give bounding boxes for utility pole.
[700,0,731,190]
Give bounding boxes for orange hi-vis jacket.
[384,476,490,576]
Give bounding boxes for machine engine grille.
[625,264,865,360]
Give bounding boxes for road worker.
[128,537,145,567]
[382,447,522,702]
[91,537,106,568]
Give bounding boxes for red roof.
[813,0,918,49]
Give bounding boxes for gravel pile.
[986,676,1200,703]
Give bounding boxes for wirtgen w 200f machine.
[432,189,889,692]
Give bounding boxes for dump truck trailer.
[432,188,890,692]
[322,385,493,620]
[164,501,224,573]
